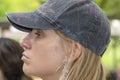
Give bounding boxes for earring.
[56,59,67,72]
[62,59,67,65]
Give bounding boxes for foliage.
[0,0,40,18]
[94,0,120,19]
[102,37,120,69]
[0,0,120,19]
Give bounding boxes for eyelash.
[35,32,41,36]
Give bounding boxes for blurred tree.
[0,0,40,19]
[38,0,46,4]
[94,0,120,19]
[0,0,120,20]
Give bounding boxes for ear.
[69,42,82,62]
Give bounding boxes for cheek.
[27,40,65,76]
[34,39,65,62]
[46,40,66,63]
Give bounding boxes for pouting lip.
[21,52,30,64]
[22,53,30,59]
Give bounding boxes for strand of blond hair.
[55,30,106,80]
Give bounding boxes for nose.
[20,34,31,49]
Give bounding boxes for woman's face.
[20,29,67,77]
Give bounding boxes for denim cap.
[7,0,111,56]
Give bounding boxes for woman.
[7,0,111,80]
[0,38,32,80]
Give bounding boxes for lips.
[22,53,29,59]
[21,52,30,64]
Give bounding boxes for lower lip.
[21,55,29,62]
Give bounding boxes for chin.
[22,63,40,77]
[22,63,32,75]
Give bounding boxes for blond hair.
[55,30,106,80]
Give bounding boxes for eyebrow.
[36,29,43,32]
[36,29,46,35]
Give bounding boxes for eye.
[35,31,41,36]
[34,30,44,38]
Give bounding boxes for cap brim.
[7,12,56,32]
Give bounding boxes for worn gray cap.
[7,0,111,56]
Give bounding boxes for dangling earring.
[56,59,67,72]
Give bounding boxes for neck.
[42,69,62,80]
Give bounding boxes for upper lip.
[22,52,29,59]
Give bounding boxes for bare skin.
[20,29,67,80]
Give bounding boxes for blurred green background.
[1,0,120,19]
[0,0,120,74]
